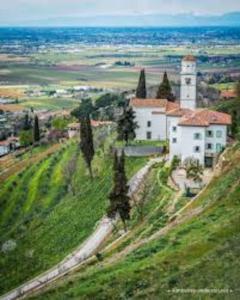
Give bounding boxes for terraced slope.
[31,144,240,300]
[0,141,147,294]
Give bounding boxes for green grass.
[19,97,79,110]
[31,144,240,300]
[0,140,147,294]
[115,140,167,147]
[210,82,236,91]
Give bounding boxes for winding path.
[0,158,162,300]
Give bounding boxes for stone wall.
[115,146,163,157]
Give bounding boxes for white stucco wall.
[0,145,9,156]
[205,125,227,154]
[133,107,167,141]
[168,116,182,160]
[178,126,206,165]
[180,60,197,110]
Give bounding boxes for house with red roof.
[130,55,232,167]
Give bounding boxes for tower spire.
[180,55,197,110]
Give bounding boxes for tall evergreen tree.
[23,113,31,130]
[80,115,95,179]
[33,115,40,143]
[117,107,138,145]
[136,69,146,99]
[108,151,131,231]
[236,80,240,99]
[231,110,238,138]
[156,71,174,101]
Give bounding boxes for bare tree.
[184,158,204,185]
[63,153,78,195]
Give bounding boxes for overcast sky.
[0,0,240,24]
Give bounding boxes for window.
[206,143,213,150]
[172,126,177,132]
[172,138,177,144]
[216,130,222,138]
[146,132,152,140]
[216,143,222,153]
[194,146,200,153]
[147,121,151,128]
[206,130,214,138]
[194,133,201,140]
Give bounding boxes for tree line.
[136,69,175,101]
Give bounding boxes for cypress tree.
[156,71,174,101]
[80,115,95,179]
[117,107,138,145]
[117,151,131,230]
[33,115,40,143]
[108,151,131,231]
[136,69,146,99]
[236,80,240,99]
[231,110,238,138]
[23,113,31,130]
[108,151,120,218]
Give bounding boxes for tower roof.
[182,55,196,62]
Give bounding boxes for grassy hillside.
[31,144,240,299]
[0,141,147,294]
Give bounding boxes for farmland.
[0,27,239,113]
[1,45,240,91]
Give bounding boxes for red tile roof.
[166,101,180,112]
[130,98,168,108]
[179,109,232,127]
[68,120,112,129]
[167,107,192,117]
[130,98,180,113]
[220,90,236,99]
[183,55,196,62]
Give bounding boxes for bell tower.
[180,55,197,110]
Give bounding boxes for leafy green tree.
[136,69,146,99]
[51,117,70,130]
[19,130,33,147]
[33,115,40,143]
[156,71,174,101]
[71,98,94,120]
[117,107,138,145]
[93,93,126,120]
[108,151,131,231]
[80,115,95,179]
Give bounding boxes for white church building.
[130,55,232,167]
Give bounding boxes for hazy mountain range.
[8,12,240,27]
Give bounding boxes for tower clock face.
[185,78,191,85]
